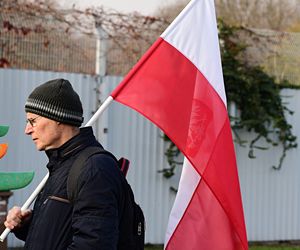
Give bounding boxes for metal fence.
[1,5,300,247]
[1,10,299,85]
[239,29,300,86]
[101,77,300,243]
[0,12,97,74]
[236,88,300,241]
[1,69,300,247]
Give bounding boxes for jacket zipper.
[43,195,70,204]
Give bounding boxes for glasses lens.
[26,116,40,127]
[26,119,33,127]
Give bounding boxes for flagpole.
[85,96,114,126]
[0,96,114,242]
[0,173,50,241]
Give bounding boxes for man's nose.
[24,123,33,135]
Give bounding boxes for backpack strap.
[67,146,120,203]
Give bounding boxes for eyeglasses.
[26,115,42,127]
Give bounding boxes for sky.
[59,0,174,15]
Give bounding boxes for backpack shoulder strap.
[67,146,108,203]
[67,146,130,203]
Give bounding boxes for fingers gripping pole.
[0,96,115,242]
[0,172,49,242]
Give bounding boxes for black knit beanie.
[25,79,84,127]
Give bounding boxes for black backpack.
[67,146,145,250]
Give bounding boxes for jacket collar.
[45,127,101,168]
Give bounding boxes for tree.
[154,0,300,31]
[216,0,300,31]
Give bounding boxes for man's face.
[25,113,63,151]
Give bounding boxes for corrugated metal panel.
[100,78,300,243]
[0,68,98,247]
[1,68,300,246]
[236,88,300,241]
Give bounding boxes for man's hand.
[4,206,32,230]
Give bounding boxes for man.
[4,78,127,249]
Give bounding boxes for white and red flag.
[111,0,248,249]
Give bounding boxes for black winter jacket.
[14,127,126,250]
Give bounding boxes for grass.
[144,245,300,250]
[250,247,300,250]
[145,245,163,250]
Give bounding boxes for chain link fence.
[0,10,299,85]
[238,28,300,86]
[0,12,97,75]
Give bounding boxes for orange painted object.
[0,143,8,159]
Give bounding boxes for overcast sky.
[59,0,174,15]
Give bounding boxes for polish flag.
[111,0,248,249]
